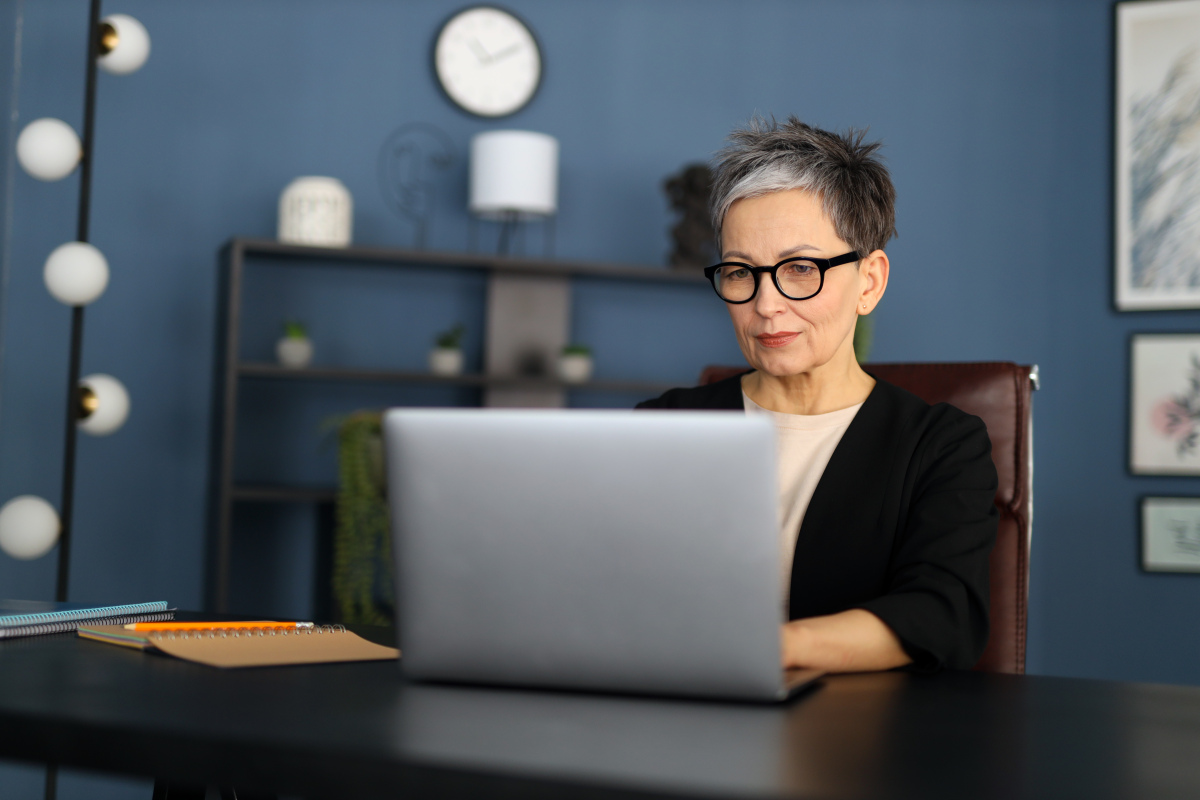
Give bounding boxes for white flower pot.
[429,347,464,376]
[557,353,593,383]
[276,336,313,369]
[278,176,353,248]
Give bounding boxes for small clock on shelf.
[433,5,543,118]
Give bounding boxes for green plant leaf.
[332,410,393,626]
[435,323,465,349]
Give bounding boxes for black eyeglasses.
[703,251,861,304]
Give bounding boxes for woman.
[638,118,997,673]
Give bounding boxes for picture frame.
[1142,496,1200,572]
[1129,333,1200,474]
[1115,0,1200,310]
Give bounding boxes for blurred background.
[0,0,1193,795]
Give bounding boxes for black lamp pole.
[46,4,104,798]
[55,0,102,604]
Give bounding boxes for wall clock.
[434,6,542,118]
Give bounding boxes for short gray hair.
[710,116,896,256]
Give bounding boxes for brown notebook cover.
[77,624,399,668]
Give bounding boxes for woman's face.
[720,189,879,379]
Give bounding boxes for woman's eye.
[725,267,752,281]
[781,262,817,277]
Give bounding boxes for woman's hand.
[781,609,912,672]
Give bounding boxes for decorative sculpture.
[664,163,718,271]
[378,123,454,250]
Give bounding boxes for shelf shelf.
[227,237,709,286]
[237,362,678,395]
[231,484,337,503]
[210,236,704,611]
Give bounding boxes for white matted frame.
[1142,496,1200,572]
[1116,0,1200,310]
[1130,333,1200,473]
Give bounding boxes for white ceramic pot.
[429,347,464,376]
[557,353,593,383]
[276,336,313,369]
[278,176,353,247]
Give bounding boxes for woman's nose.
[754,273,788,315]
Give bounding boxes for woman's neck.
[742,358,875,416]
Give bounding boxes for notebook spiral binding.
[148,625,347,641]
[0,611,176,640]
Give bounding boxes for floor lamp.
[3,3,148,796]
[1,4,148,796]
[1,1,145,588]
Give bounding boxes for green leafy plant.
[434,323,465,350]
[332,410,393,626]
[561,343,592,357]
[283,320,308,339]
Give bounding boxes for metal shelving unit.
[206,237,704,612]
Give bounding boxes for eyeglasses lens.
[715,261,821,301]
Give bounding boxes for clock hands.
[487,42,524,63]
[468,38,492,64]
[468,37,525,66]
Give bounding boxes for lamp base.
[469,213,555,258]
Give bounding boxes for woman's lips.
[755,331,799,348]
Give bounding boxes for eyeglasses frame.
[703,251,862,304]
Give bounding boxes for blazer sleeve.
[856,410,998,671]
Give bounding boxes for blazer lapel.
[788,381,907,617]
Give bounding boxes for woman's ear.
[857,249,889,315]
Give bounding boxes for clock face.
[434,6,542,118]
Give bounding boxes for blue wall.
[2,0,1200,702]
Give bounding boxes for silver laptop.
[384,408,823,702]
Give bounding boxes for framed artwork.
[1142,497,1200,572]
[1129,333,1200,473]
[1115,0,1200,310]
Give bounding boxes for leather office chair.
[699,362,1037,674]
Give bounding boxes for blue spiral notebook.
[0,600,171,635]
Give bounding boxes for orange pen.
[122,620,315,631]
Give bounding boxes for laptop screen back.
[385,409,783,700]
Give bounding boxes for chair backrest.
[699,362,1036,674]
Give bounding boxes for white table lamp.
[470,130,558,220]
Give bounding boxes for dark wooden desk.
[2,628,1200,799]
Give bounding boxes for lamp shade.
[469,130,558,219]
[78,374,130,436]
[44,242,109,306]
[15,118,82,181]
[98,14,151,75]
[0,495,60,560]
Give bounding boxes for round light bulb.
[44,242,109,306]
[0,496,60,560]
[78,374,130,436]
[97,15,150,75]
[15,118,82,181]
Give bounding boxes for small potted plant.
[276,320,313,369]
[429,323,465,376]
[557,343,594,383]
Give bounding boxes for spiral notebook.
[0,599,172,640]
[0,611,175,640]
[77,623,400,668]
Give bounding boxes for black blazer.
[636,373,998,671]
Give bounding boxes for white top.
[743,391,863,611]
